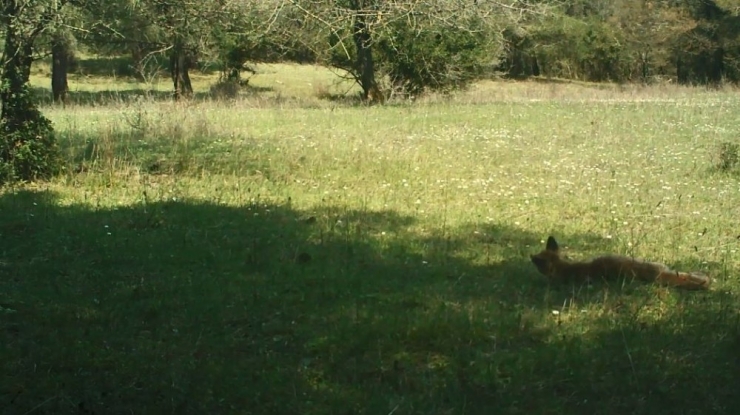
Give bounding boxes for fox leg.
[656,270,712,290]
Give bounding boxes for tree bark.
[51,32,72,104]
[131,42,145,81]
[170,42,194,100]
[351,0,382,103]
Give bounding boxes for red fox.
[530,236,711,290]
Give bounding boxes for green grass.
[2,60,740,414]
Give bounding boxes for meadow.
[2,60,740,414]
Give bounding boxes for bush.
[0,88,62,184]
[376,20,499,96]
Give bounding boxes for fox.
[529,236,711,290]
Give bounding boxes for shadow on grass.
[31,82,276,107]
[32,86,228,106]
[74,56,160,78]
[72,56,225,78]
[1,189,738,414]
[57,85,276,105]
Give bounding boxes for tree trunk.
[51,32,72,105]
[351,1,381,103]
[676,54,685,83]
[640,51,650,83]
[710,47,724,84]
[170,42,193,100]
[131,42,145,80]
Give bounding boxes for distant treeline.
[500,0,740,85]
[14,1,740,104]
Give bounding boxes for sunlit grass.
[2,62,740,414]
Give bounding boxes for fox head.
[529,236,561,277]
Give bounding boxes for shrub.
[376,18,500,97]
[0,87,62,184]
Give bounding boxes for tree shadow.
[71,56,220,78]
[31,84,187,105]
[73,56,159,78]
[1,189,737,414]
[30,65,276,106]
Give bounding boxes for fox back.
[529,236,711,290]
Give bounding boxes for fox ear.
[546,236,559,252]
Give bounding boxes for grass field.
[2,60,740,415]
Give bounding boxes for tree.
[51,28,77,104]
[609,0,697,82]
[212,3,317,85]
[671,0,740,85]
[375,1,506,96]
[74,0,243,98]
[75,0,165,80]
[131,0,284,100]
[291,0,542,102]
[0,0,67,183]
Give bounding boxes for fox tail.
[658,271,712,290]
